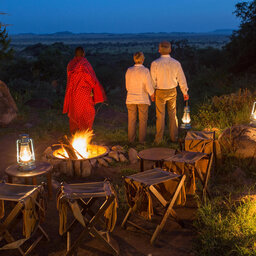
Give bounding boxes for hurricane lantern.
[250,101,256,127]
[181,101,191,129]
[16,134,35,170]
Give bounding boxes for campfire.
[52,130,108,160]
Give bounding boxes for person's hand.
[183,94,189,101]
[150,93,155,102]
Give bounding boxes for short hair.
[159,41,171,55]
[133,52,144,64]
[75,46,85,57]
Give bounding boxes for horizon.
[1,0,239,34]
[9,28,236,36]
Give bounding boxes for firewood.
[61,135,78,160]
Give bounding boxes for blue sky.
[1,0,240,34]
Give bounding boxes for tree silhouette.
[0,23,13,61]
[225,0,256,73]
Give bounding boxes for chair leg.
[38,225,50,241]
[203,153,214,200]
[66,228,90,256]
[24,235,43,256]
[90,226,119,256]
[121,207,132,228]
[196,169,211,202]
[150,175,186,245]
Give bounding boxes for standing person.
[63,46,106,133]
[126,52,155,143]
[151,41,189,143]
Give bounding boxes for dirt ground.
[0,111,197,256]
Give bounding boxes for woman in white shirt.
[125,52,155,143]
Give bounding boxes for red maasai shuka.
[63,56,106,133]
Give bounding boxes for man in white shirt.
[151,41,189,143]
[126,52,155,143]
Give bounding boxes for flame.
[71,130,94,159]
[182,113,191,124]
[53,130,107,160]
[20,145,32,162]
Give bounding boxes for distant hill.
[208,29,235,35]
[11,30,235,36]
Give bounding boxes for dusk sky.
[1,0,240,34]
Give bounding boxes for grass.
[194,196,256,256]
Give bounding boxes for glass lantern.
[250,101,256,127]
[16,134,36,170]
[181,101,191,129]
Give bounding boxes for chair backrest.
[185,131,215,155]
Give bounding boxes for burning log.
[61,135,78,160]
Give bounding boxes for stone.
[232,167,247,185]
[119,153,128,162]
[0,81,18,126]
[104,156,113,164]
[89,159,97,167]
[108,151,119,161]
[128,148,138,164]
[81,160,92,177]
[97,158,109,167]
[218,125,256,159]
[43,147,53,158]
[111,145,125,153]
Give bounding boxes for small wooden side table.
[5,161,53,199]
[137,147,176,172]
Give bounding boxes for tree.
[225,0,256,73]
[0,23,13,61]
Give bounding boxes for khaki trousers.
[155,88,178,143]
[127,104,148,143]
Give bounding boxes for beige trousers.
[126,104,148,143]
[155,88,178,143]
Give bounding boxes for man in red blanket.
[63,47,106,133]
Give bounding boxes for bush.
[193,89,256,130]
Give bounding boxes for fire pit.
[49,130,109,177]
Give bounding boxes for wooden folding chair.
[165,131,215,202]
[121,168,186,245]
[57,181,118,256]
[0,182,49,255]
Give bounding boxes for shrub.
[193,89,256,130]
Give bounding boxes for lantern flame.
[182,113,191,124]
[20,145,32,162]
[253,111,256,120]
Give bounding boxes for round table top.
[138,147,176,161]
[5,161,53,178]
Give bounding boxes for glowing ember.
[20,145,32,162]
[53,130,108,160]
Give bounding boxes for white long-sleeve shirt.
[125,64,155,105]
[150,55,188,95]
